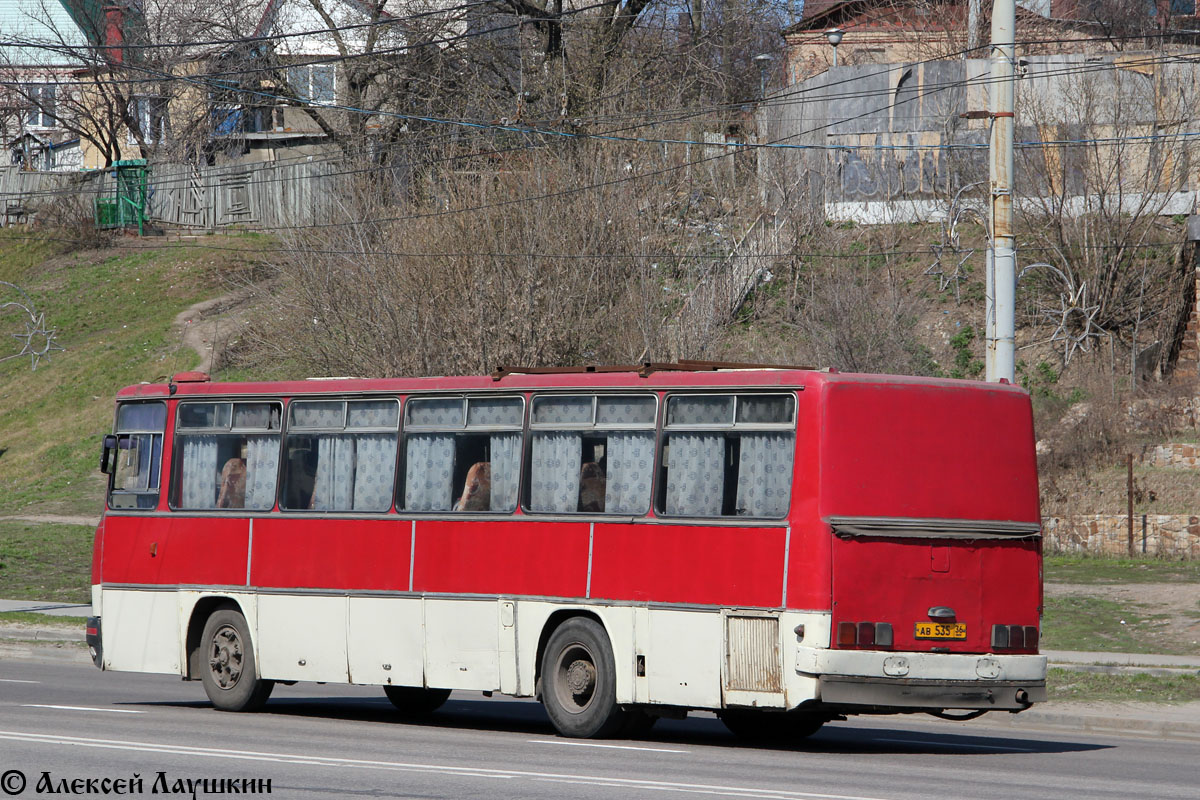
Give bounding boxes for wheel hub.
[208,625,243,689]
[565,659,596,697]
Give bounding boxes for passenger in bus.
[217,452,247,509]
[454,462,491,511]
[578,462,605,512]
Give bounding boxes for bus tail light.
[992,624,1039,650]
[837,621,893,649]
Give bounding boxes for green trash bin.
[94,199,118,229]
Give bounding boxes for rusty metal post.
[986,0,1016,382]
[1127,453,1134,557]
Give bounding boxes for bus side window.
[404,396,522,513]
[658,394,795,519]
[107,401,167,511]
[174,402,282,511]
[282,400,398,513]
[528,394,656,515]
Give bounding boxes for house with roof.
[759,2,1200,223]
[0,0,89,169]
[781,0,1199,85]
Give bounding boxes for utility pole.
[985,0,1016,383]
[967,0,980,52]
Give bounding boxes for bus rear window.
[657,393,795,519]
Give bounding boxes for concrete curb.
[0,625,84,643]
[979,707,1200,741]
[1051,663,1200,677]
[0,640,91,665]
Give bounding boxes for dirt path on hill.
[173,289,255,374]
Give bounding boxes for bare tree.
[1015,58,1197,383]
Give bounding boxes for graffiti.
[836,148,947,201]
[1,281,63,370]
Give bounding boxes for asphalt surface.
[0,659,1198,800]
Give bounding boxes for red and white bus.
[89,364,1045,739]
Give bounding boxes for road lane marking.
[874,737,1035,752]
[527,739,688,753]
[0,679,39,684]
[0,730,893,800]
[22,704,144,714]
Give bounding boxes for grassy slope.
[0,522,92,603]
[0,231,251,517]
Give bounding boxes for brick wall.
[1177,261,1200,381]
[1140,443,1200,469]
[1044,515,1200,559]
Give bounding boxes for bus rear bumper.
[796,647,1046,711]
[817,676,1045,711]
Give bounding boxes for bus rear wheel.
[383,685,451,715]
[719,709,825,741]
[541,617,627,738]
[200,609,274,712]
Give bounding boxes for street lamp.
[753,53,774,99]
[825,28,843,68]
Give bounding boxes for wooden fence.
[1,158,352,231]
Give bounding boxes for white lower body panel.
[97,588,839,712]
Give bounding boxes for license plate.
[914,622,967,640]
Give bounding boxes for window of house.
[108,401,167,510]
[403,396,523,513]
[526,394,657,515]
[128,96,168,144]
[173,401,282,510]
[287,64,336,105]
[282,399,399,512]
[23,84,56,128]
[656,394,795,519]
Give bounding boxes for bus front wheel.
[541,617,627,738]
[199,609,274,712]
[383,685,451,715]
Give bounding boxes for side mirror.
[100,434,118,474]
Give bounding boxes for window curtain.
[530,432,581,512]
[405,433,454,511]
[353,434,397,511]
[665,433,724,516]
[244,435,280,510]
[605,432,654,514]
[489,433,521,512]
[735,433,793,517]
[312,435,355,510]
[181,435,219,508]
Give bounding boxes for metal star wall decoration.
[927,182,986,303]
[1042,282,1104,365]
[1,281,64,370]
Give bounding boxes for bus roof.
[114,365,1032,400]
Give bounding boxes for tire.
[719,709,825,741]
[199,608,274,712]
[383,685,452,715]
[540,617,628,738]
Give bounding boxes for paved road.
[0,661,1196,800]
